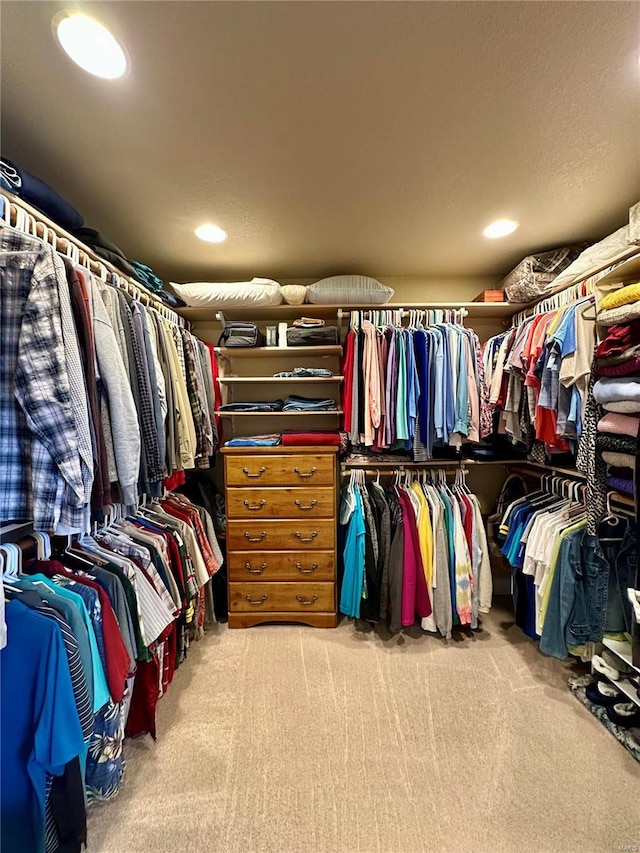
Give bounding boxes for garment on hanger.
[338,469,492,636]
[0,223,220,534]
[0,490,222,851]
[341,313,490,460]
[484,295,596,457]
[497,475,638,658]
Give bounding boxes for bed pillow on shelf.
[281,284,307,305]
[306,275,394,305]
[169,278,283,308]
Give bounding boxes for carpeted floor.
[86,600,640,853]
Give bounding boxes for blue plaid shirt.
[0,227,90,531]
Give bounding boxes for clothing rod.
[341,460,465,469]
[0,190,189,330]
[337,307,469,319]
[341,467,469,477]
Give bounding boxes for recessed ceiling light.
[54,13,128,80]
[195,224,228,244]
[483,219,519,239]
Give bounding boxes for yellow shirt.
[411,483,433,588]
[539,518,586,631]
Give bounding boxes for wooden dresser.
[221,446,339,628]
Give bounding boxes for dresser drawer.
[229,582,335,612]
[228,550,335,581]
[225,454,335,487]
[226,487,335,519]
[227,519,335,551]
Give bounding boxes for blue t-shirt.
[1,600,85,853]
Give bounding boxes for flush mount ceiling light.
[482,219,519,239]
[54,13,128,79]
[195,224,228,244]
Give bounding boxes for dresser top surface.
[221,445,339,455]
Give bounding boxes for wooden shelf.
[219,376,343,384]
[593,253,640,290]
[217,410,343,417]
[215,346,342,358]
[341,457,528,469]
[182,302,518,322]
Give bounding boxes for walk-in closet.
[1,2,639,852]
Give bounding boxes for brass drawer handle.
[295,499,317,511]
[296,594,318,607]
[244,499,266,511]
[245,562,267,575]
[295,531,317,542]
[242,466,266,479]
[296,562,318,575]
[294,466,317,479]
[246,594,268,606]
[244,531,267,542]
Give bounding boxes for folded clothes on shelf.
[606,476,635,495]
[292,317,325,327]
[2,156,84,229]
[286,326,340,346]
[225,434,281,446]
[282,395,337,412]
[218,400,284,412]
[281,430,340,446]
[274,367,333,378]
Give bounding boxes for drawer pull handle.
[294,466,317,479]
[244,499,266,511]
[246,594,268,606]
[244,531,267,542]
[242,466,266,479]
[245,562,267,575]
[296,562,318,575]
[296,594,318,607]
[295,499,317,511]
[295,531,317,542]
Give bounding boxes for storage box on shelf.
[222,446,339,628]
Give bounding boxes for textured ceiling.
[1,1,639,284]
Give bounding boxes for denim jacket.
[540,519,637,659]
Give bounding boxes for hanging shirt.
[1,600,85,853]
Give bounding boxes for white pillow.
[281,284,307,305]
[306,275,394,305]
[169,277,283,308]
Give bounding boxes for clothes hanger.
[0,543,21,580]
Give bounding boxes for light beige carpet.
[86,601,640,853]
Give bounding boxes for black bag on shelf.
[217,321,265,348]
[286,325,340,346]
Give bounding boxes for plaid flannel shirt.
[0,227,90,531]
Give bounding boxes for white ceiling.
[1,1,639,284]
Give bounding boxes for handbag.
[217,321,265,348]
[286,326,340,346]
